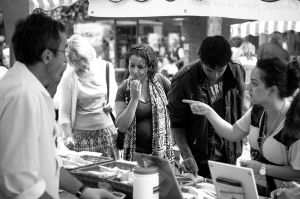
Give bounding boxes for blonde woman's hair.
[67,34,96,65]
[240,41,256,59]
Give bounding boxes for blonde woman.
[238,41,257,85]
[238,41,258,111]
[58,34,118,159]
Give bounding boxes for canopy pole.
[2,0,29,45]
[136,18,139,43]
[113,19,118,68]
[1,0,29,65]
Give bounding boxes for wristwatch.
[259,163,266,176]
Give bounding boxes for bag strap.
[250,104,264,127]
[250,105,282,193]
[250,104,266,148]
[106,61,110,102]
[105,62,116,123]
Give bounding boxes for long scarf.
[123,75,175,166]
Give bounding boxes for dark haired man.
[0,13,114,199]
[167,35,245,178]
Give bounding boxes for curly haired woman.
[115,43,174,165]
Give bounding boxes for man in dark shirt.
[167,35,245,178]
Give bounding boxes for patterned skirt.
[72,125,118,160]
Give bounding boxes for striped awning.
[230,21,300,38]
[29,0,79,13]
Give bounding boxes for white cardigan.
[56,59,117,136]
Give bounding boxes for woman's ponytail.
[285,60,300,97]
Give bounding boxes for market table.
[59,191,271,199]
[58,152,271,199]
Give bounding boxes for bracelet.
[75,185,88,198]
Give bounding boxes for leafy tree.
[34,0,89,36]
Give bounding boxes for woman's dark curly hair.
[256,58,300,98]
[125,43,158,79]
[284,91,300,138]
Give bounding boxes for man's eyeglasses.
[49,48,69,56]
[50,48,83,65]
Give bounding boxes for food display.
[176,173,199,186]
[57,150,112,170]
[61,155,93,169]
[71,160,137,188]
[64,154,216,199]
[83,165,134,181]
[112,191,126,199]
[181,178,217,199]
[114,168,134,185]
[103,161,137,195]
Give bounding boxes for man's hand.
[103,103,113,113]
[271,188,296,199]
[81,187,116,199]
[179,157,199,177]
[64,137,75,150]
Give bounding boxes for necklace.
[258,100,286,153]
[265,100,286,136]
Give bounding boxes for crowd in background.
[0,12,300,199]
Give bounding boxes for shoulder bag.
[106,62,125,150]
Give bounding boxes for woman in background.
[183,58,300,196]
[229,36,244,61]
[238,41,257,85]
[238,41,258,111]
[115,43,174,165]
[159,55,178,80]
[58,34,118,159]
